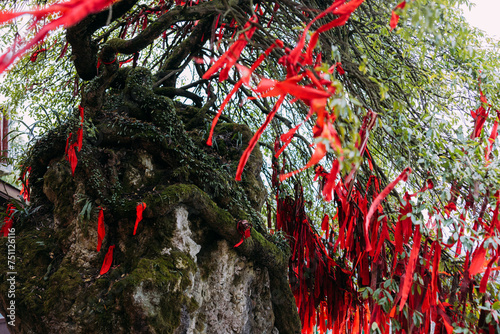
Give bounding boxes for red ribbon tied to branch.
[30,48,48,62]
[365,167,411,251]
[0,0,117,74]
[234,219,252,247]
[202,15,258,82]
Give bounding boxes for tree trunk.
[0,66,301,334]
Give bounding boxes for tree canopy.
[1,0,500,333]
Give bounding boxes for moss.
[0,228,55,314]
[96,67,265,227]
[144,183,288,276]
[44,264,83,314]
[195,313,207,331]
[232,273,243,287]
[106,38,129,53]
[43,161,76,221]
[104,254,197,333]
[270,274,303,333]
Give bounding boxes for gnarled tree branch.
[67,0,139,80]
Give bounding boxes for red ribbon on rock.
[99,245,115,275]
[133,202,146,235]
[64,106,85,175]
[234,220,252,247]
[97,207,105,252]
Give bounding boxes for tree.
[0,0,499,333]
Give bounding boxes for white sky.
[461,0,500,39]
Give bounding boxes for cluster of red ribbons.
[457,84,500,304]
[0,0,116,73]
[443,87,500,332]
[211,15,237,45]
[97,202,147,275]
[274,150,468,333]
[202,1,368,183]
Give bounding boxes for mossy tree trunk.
[0,65,301,333]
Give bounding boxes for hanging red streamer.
[390,1,406,30]
[399,225,421,311]
[0,0,116,73]
[365,167,411,251]
[133,202,147,235]
[97,207,105,252]
[99,245,115,275]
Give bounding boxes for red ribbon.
[97,207,105,252]
[234,220,252,247]
[133,202,147,235]
[99,245,115,275]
